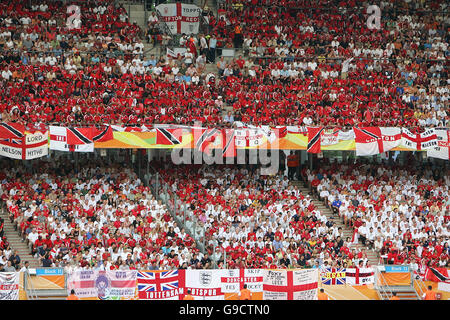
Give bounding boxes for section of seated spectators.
[306,157,449,272]
[0,157,208,271]
[204,0,449,127]
[153,160,372,269]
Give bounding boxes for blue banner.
[384,266,409,273]
[35,268,64,276]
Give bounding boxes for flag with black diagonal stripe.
[67,127,94,145]
[156,127,183,145]
[0,122,25,139]
[424,267,450,283]
[49,126,94,152]
[307,127,324,153]
[193,127,220,154]
[221,129,236,158]
[93,125,114,142]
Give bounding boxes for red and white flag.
[49,126,94,152]
[156,3,200,34]
[179,270,224,300]
[263,269,318,300]
[402,128,438,150]
[354,127,401,156]
[93,125,114,142]
[67,127,94,145]
[67,270,137,299]
[427,128,450,160]
[234,128,264,148]
[0,122,25,139]
[0,129,48,160]
[345,267,375,285]
[220,269,263,295]
[307,127,324,153]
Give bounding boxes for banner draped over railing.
[0,123,448,160]
[66,269,318,300]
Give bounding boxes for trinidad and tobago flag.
[67,127,94,145]
[424,267,450,283]
[156,127,183,145]
[194,127,220,154]
[93,125,114,142]
[307,127,324,153]
[0,122,25,139]
[221,129,236,158]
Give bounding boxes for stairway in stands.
[290,180,380,266]
[0,208,40,268]
[377,287,420,300]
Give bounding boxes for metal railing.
[413,275,428,300]
[374,267,393,300]
[23,270,38,300]
[146,164,211,266]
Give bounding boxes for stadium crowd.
[0,157,212,271]
[155,161,372,269]
[0,0,448,127]
[0,216,24,272]
[306,158,450,272]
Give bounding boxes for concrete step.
[1,206,42,268]
[292,182,380,266]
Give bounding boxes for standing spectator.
[287,151,299,180]
[208,34,217,63]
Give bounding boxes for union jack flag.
[0,137,22,145]
[137,270,180,293]
[321,268,346,285]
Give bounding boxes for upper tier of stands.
[0,0,447,127]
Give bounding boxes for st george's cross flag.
[156,3,200,35]
[263,269,318,300]
[401,128,438,150]
[427,128,450,160]
[67,270,136,299]
[354,127,402,156]
[234,128,265,148]
[345,267,375,285]
[220,269,264,295]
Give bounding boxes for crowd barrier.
[2,125,449,161]
[2,266,449,300]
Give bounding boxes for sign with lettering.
[156,3,200,34]
[67,270,137,299]
[0,130,48,160]
[262,269,318,300]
